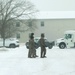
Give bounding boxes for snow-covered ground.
[0,45,75,75]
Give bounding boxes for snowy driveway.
[0,46,75,75]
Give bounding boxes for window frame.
[41,21,44,27]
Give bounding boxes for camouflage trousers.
[28,49,36,58]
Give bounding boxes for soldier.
[28,33,37,58]
[39,33,46,58]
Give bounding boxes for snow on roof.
[35,11,75,19]
[65,30,75,34]
[18,11,75,19]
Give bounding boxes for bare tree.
[0,0,38,46]
[18,19,38,32]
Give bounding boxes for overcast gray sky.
[29,0,75,11]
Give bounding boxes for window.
[68,34,72,38]
[41,21,44,27]
[65,34,72,39]
[16,22,20,27]
[28,21,32,27]
[65,34,68,39]
[16,33,20,39]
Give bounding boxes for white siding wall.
[19,19,75,43]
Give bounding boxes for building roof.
[35,11,75,19]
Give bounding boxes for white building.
[16,11,75,43]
